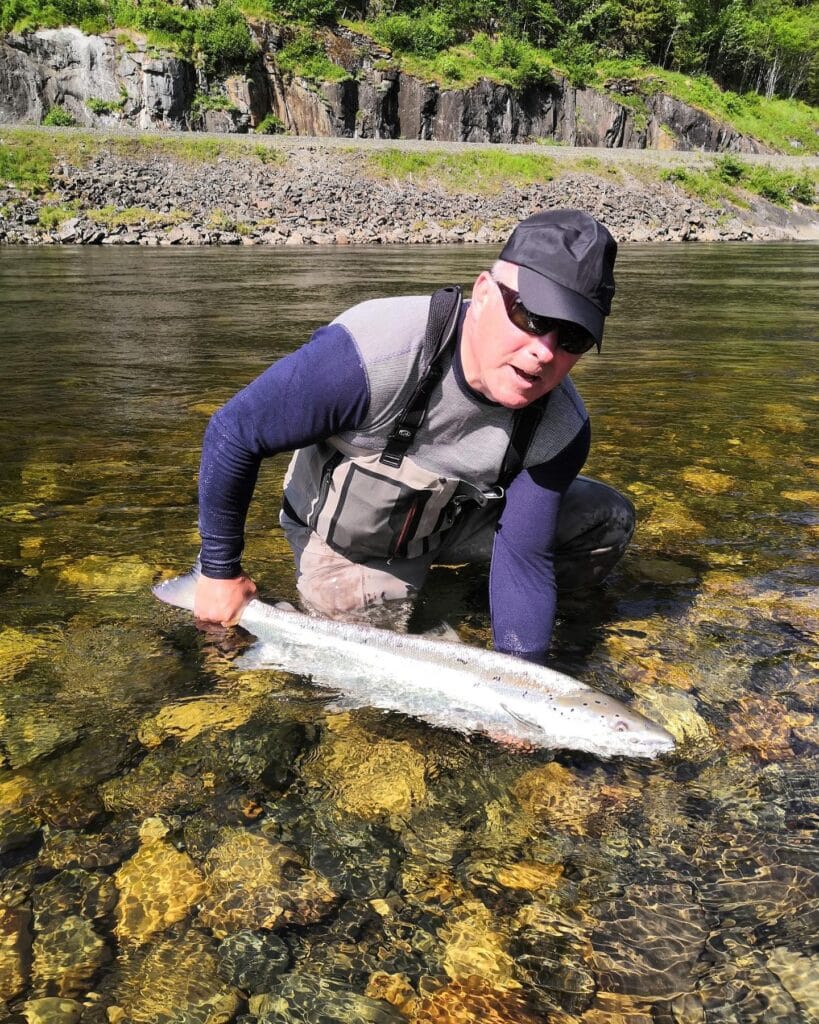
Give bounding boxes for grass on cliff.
[585,59,819,155]
[369,148,557,194]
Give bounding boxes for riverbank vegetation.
[3,128,813,212]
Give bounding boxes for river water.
[0,243,816,1022]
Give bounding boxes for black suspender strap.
[380,285,463,470]
[497,395,548,489]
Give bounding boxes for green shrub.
[746,165,816,205]
[195,0,258,77]
[42,106,76,126]
[255,112,285,134]
[371,11,456,60]
[715,154,746,183]
[277,29,351,84]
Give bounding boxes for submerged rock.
[33,869,117,930]
[409,976,542,1024]
[56,554,155,594]
[302,717,428,821]
[19,997,84,1024]
[590,883,709,1000]
[251,974,404,1023]
[39,826,139,872]
[216,929,290,994]
[0,905,33,1005]
[105,929,242,1023]
[31,914,110,998]
[100,745,217,816]
[680,466,734,494]
[726,695,812,762]
[0,628,50,682]
[197,827,337,938]
[766,947,819,1019]
[114,835,205,946]
[439,899,518,988]
[0,809,41,856]
[137,696,255,748]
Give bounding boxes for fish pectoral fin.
[500,702,543,733]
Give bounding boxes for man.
[193,209,635,664]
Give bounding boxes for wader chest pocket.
[311,459,459,560]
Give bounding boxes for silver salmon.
[152,568,674,759]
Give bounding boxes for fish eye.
[615,720,630,733]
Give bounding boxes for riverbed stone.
[114,836,205,946]
[31,914,110,997]
[0,905,33,1005]
[251,974,404,1023]
[409,976,542,1024]
[136,695,255,748]
[56,554,155,594]
[197,827,337,938]
[216,929,290,993]
[302,717,428,821]
[19,997,84,1024]
[104,929,242,1023]
[726,695,812,761]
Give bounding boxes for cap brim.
[518,266,604,349]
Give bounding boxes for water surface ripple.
[0,243,817,1023]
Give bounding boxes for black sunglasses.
[492,277,597,355]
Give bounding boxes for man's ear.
[470,270,493,313]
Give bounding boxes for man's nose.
[527,330,560,362]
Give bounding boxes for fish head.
[501,688,675,760]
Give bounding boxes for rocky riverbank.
[1,132,818,246]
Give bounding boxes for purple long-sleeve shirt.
[199,322,589,662]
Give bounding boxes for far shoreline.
[2,127,818,246]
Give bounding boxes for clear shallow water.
[0,243,817,1023]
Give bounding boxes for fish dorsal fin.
[500,702,542,732]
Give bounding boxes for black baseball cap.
[499,209,617,348]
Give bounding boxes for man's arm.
[195,324,370,623]
[489,420,591,663]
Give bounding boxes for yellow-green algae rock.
[439,899,518,988]
[409,976,542,1024]
[20,997,84,1024]
[114,827,205,946]
[137,696,255,748]
[302,716,428,821]
[56,554,156,594]
[105,929,242,1024]
[680,466,734,494]
[0,711,80,770]
[197,827,337,938]
[726,695,812,762]
[760,402,807,433]
[0,627,49,682]
[365,972,420,1017]
[510,762,635,834]
[766,947,819,1018]
[0,905,32,1005]
[0,503,43,523]
[494,860,564,894]
[31,914,110,998]
[100,745,216,816]
[630,684,715,752]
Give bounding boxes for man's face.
[461,265,584,410]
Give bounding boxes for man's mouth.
[512,366,540,384]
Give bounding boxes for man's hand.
[194,573,258,627]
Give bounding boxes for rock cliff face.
[0,25,773,153]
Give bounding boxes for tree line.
[274,0,818,102]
